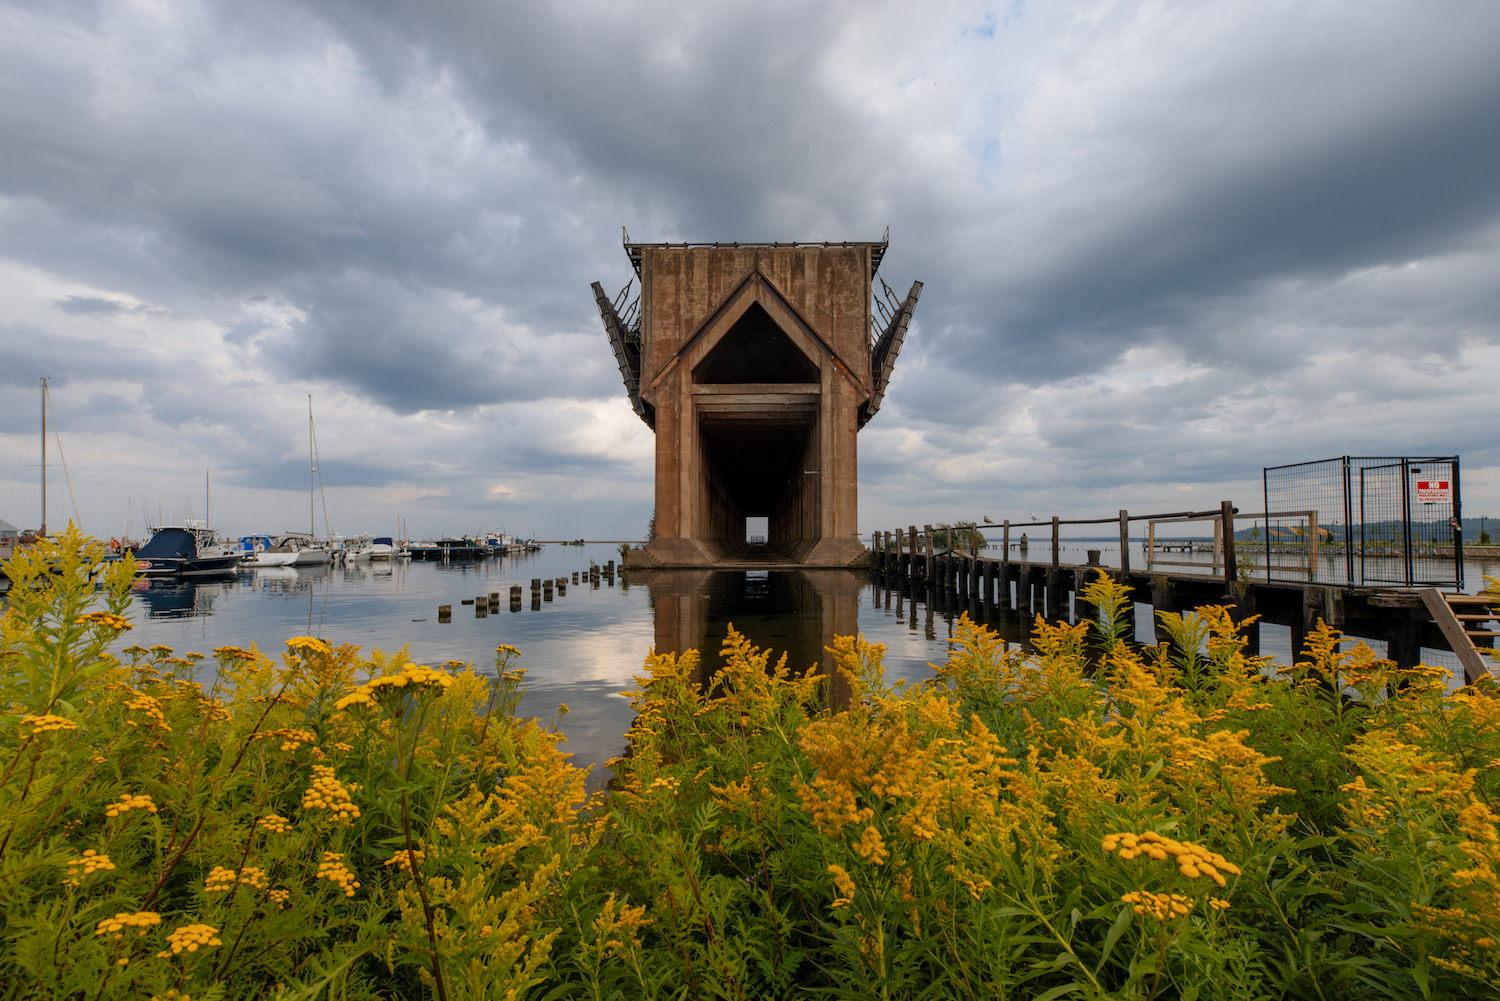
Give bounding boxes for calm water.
[98,541,1497,778]
[111,546,978,780]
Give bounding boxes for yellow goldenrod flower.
[1121,890,1195,923]
[262,728,317,752]
[21,714,78,735]
[122,693,170,732]
[1102,831,1240,887]
[257,813,291,834]
[301,766,360,823]
[334,664,455,711]
[854,826,889,865]
[828,864,856,908]
[156,923,221,956]
[94,911,161,938]
[205,865,263,893]
[105,793,158,818]
[77,612,132,632]
[67,850,116,877]
[315,852,360,897]
[383,849,426,872]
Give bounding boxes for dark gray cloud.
[2,0,1500,536]
[55,296,130,315]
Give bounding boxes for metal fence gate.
[1262,455,1462,588]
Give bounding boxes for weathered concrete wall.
[635,245,874,567]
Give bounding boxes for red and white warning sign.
[1415,480,1450,504]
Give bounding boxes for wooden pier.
[871,504,1495,685]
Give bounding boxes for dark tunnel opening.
[699,413,821,557]
[693,303,820,385]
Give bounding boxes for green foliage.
[6,539,1500,999]
[931,525,986,550]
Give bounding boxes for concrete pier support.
[598,241,921,569]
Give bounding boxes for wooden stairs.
[1418,589,1498,684]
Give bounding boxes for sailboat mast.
[40,377,47,537]
[308,395,315,540]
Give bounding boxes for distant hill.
[1234,516,1495,543]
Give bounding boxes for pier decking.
[871,505,1493,685]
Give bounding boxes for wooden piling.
[923,525,934,584]
[1118,510,1130,577]
[1221,500,1238,597]
[1387,615,1419,669]
[1073,568,1096,626]
[1001,521,1011,600]
[1151,578,1173,643]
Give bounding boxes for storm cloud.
[1,0,1497,539]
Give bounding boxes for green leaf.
[1093,904,1135,977]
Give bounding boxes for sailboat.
[4,379,70,572]
[295,396,332,566]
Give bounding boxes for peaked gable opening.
[692,302,820,384]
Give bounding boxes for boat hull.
[242,552,297,568]
[135,554,243,577]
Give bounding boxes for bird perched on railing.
[983,516,994,524]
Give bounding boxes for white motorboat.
[278,532,331,566]
[340,534,375,560]
[239,534,294,567]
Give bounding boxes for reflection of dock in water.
[130,577,235,619]
[634,569,860,705]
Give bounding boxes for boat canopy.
[373,537,394,546]
[137,528,197,559]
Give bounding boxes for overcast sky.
[2,0,1498,541]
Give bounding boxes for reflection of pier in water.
[637,569,860,703]
[635,568,1064,702]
